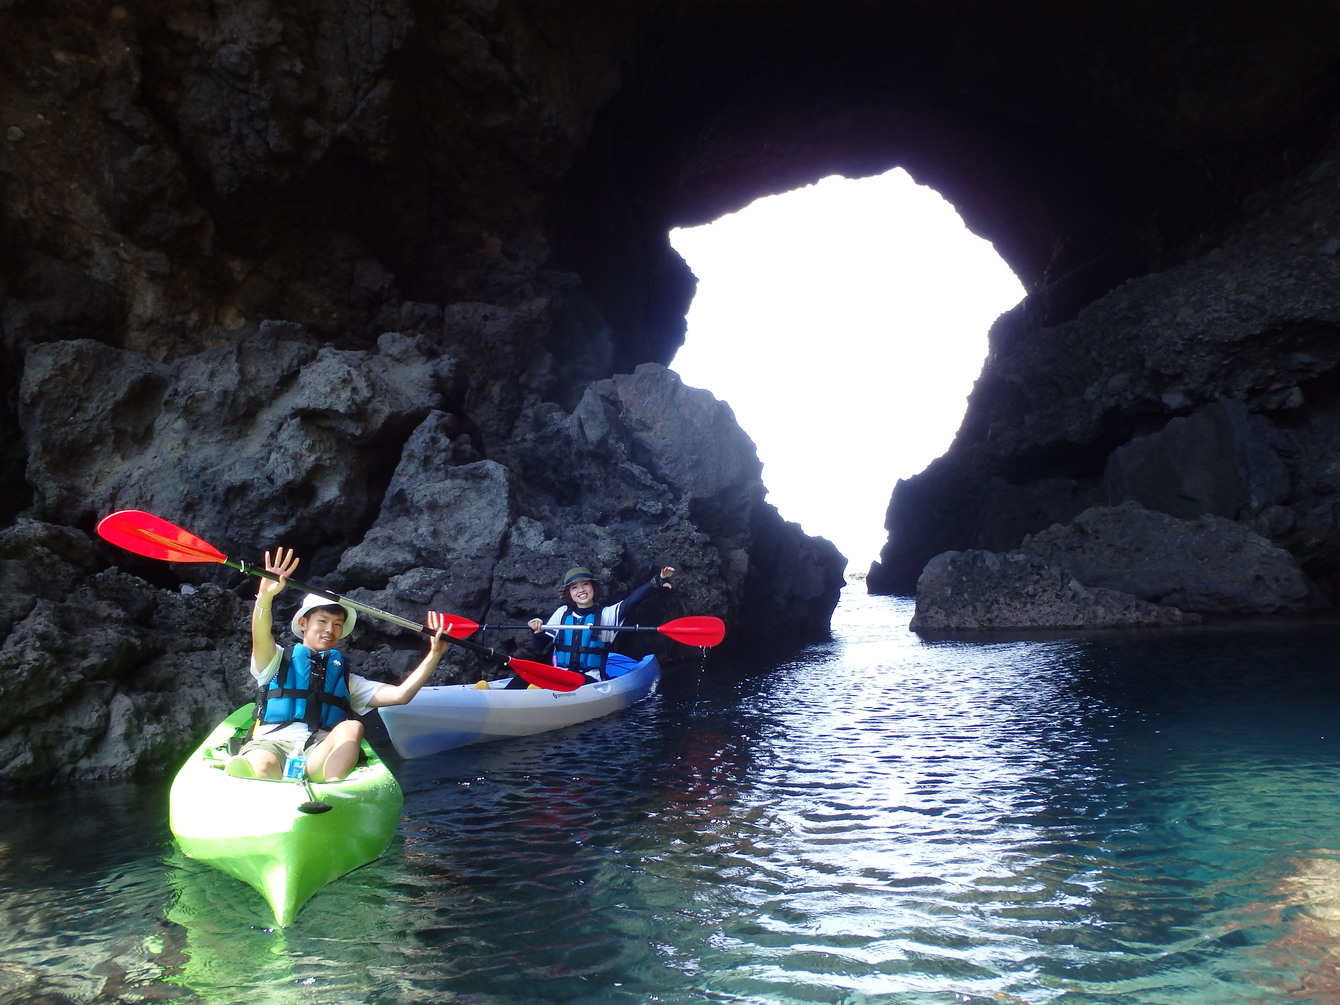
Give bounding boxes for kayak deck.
[168,705,403,927]
[379,653,660,758]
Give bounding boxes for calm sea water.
[4,590,1340,1005]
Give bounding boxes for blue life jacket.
[257,645,352,732]
[551,608,609,677]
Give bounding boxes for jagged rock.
[1020,502,1318,616]
[911,502,1318,631]
[1102,399,1291,522]
[2,353,843,785]
[909,549,1197,631]
[872,125,1340,598]
[7,2,1340,780]
[337,447,516,601]
[481,363,842,637]
[337,362,844,661]
[18,326,458,570]
[0,520,255,786]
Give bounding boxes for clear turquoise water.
[4,591,1340,1004]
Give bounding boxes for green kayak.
[168,704,403,927]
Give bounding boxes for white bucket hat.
[290,593,357,640]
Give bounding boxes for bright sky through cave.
[669,168,1025,572]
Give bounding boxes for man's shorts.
[237,729,329,762]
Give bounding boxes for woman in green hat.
[517,564,675,686]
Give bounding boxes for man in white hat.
[226,546,448,781]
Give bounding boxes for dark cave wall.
[556,1,1340,330]
[8,0,1340,585]
[547,1,1340,604]
[9,2,1340,369]
[6,1,1340,781]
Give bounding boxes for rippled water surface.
[5,591,1340,1004]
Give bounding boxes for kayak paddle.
[299,779,332,815]
[95,509,584,692]
[433,612,727,648]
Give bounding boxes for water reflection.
[4,594,1340,1003]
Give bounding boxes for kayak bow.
[168,705,402,927]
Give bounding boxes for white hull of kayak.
[379,653,659,758]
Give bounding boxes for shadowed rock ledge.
[910,502,1320,631]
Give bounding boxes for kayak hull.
[168,705,402,927]
[379,652,659,758]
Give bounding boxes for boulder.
[1021,502,1318,616]
[909,549,1196,631]
[0,520,253,786]
[910,502,1319,631]
[1102,399,1290,522]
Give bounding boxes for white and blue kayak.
[379,652,659,758]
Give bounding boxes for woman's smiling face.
[566,579,596,608]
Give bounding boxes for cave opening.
[668,168,1024,571]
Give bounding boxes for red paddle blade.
[96,510,227,565]
[658,616,726,647]
[429,612,481,639]
[508,657,585,692]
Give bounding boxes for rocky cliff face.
[849,7,1340,613]
[5,0,1340,783]
[1,0,850,786]
[870,122,1340,618]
